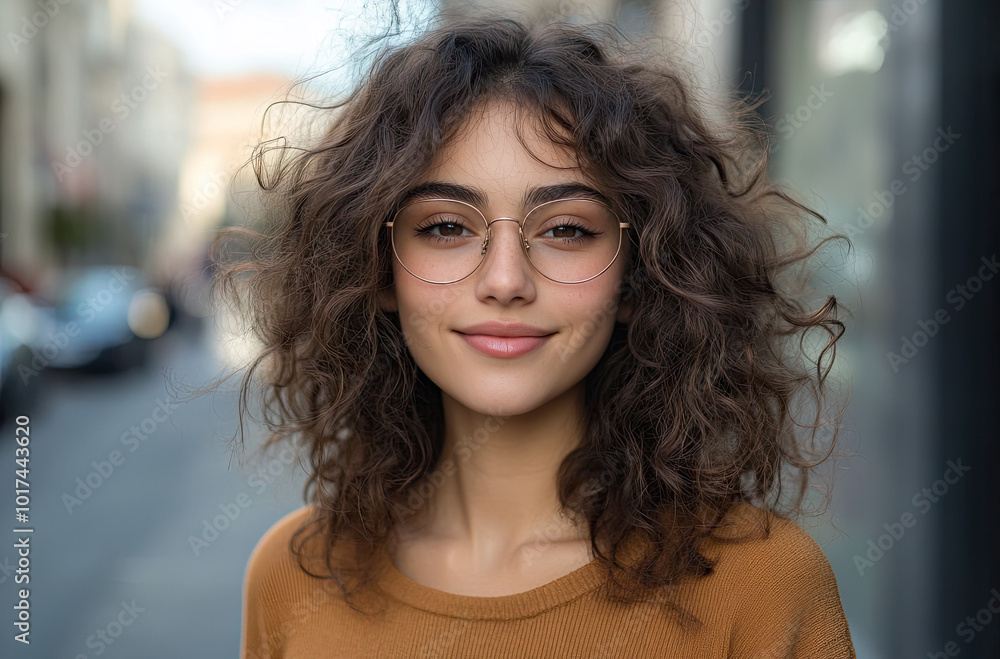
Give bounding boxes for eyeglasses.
[385,197,630,285]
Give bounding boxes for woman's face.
[380,101,632,418]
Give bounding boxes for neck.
[400,383,591,560]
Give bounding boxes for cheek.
[394,276,462,350]
[558,283,624,363]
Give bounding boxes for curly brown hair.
[210,11,850,623]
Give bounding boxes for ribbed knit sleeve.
[719,511,856,658]
[240,507,315,659]
[240,540,273,659]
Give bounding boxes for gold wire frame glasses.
[385,197,631,285]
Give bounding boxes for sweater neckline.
[373,545,607,620]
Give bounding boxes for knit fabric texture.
[241,502,856,658]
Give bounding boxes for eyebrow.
[399,181,612,210]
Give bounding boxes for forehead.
[421,101,584,209]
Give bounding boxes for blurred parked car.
[0,274,51,424]
[43,265,171,373]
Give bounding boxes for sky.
[130,0,433,81]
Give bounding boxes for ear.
[377,285,398,313]
[616,280,634,324]
[616,297,633,324]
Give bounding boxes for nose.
[474,217,536,301]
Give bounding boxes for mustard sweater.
[241,502,855,658]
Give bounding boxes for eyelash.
[412,220,598,243]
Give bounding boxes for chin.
[449,391,541,418]
[444,378,575,419]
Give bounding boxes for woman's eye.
[548,225,582,238]
[431,222,466,237]
[539,221,596,241]
[414,216,476,239]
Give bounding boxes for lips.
[454,322,556,358]
[458,333,551,358]
[457,321,554,337]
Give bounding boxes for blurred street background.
[1,0,998,657]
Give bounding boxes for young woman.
[223,12,856,658]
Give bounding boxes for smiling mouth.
[456,332,554,358]
[454,330,557,337]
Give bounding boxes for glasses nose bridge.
[482,216,528,255]
[484,215,524,230]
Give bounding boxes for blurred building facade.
[0,0,193,295]
[163,74,290,276]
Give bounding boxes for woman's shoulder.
[698,502,841,592]
[249,505,317,556]
[241,506,381,657]
[244,506,317,598]
[688,502,855,654]
[243,504,361,596]
[708,502,835,562]
[244,504,374,589]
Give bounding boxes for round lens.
[522,199,623,283]
[391,199,487,283]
